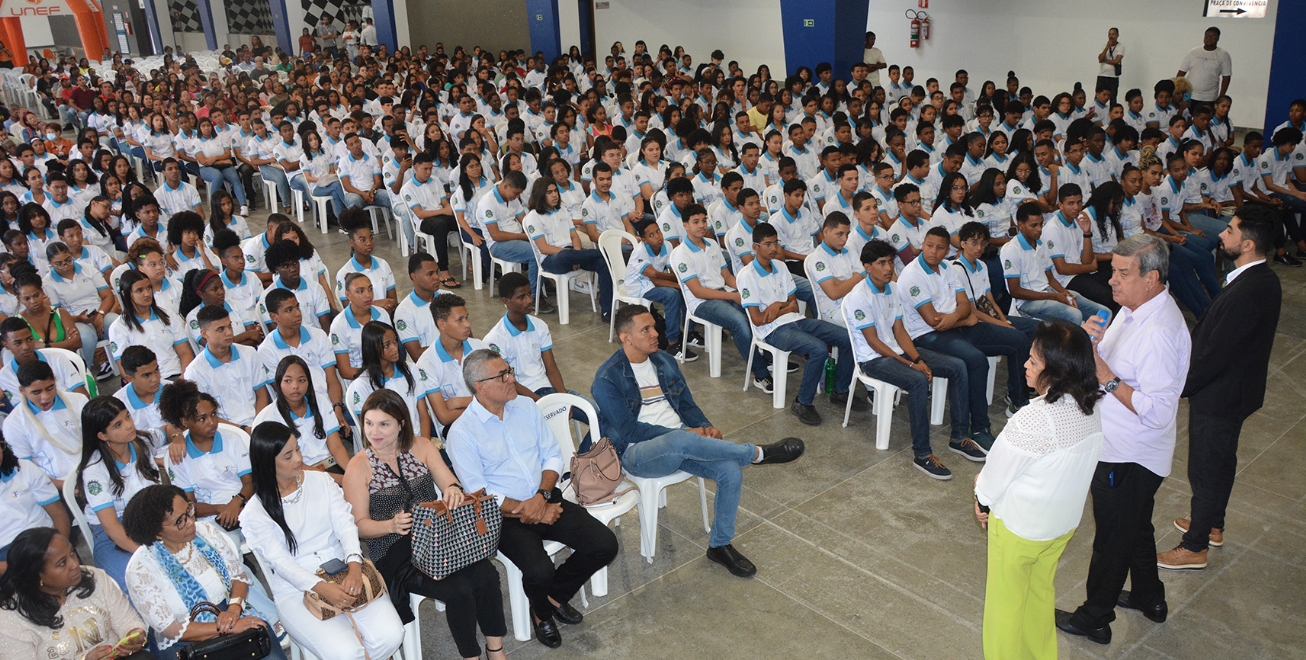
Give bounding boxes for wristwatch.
[537,488,554,502]
[1104,377,1121,393]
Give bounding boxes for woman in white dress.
[240,422,403,660]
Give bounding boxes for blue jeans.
[541,247,613,312]
[488,240,538,290]
[199,165,248,206]
[693,299,768,380]
[1008,315,1041,338]
[791,274,817,312]
[1167,244,1214,317]
[763,318,852,405]
[620,429,756,548]
[259,165,290,209]
[1017,291,1106,324]
[344,190,410,246]
[860,347,968,457]
[91,523,133,593]
[915,329,1000,433]
[1186,212,1229,238]
[292,176,348,220]
[461,227,492,282]
[643,285,685,344]
[936,322,1030,408]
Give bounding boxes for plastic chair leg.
[503,559,532,641]
[930,377,949,426]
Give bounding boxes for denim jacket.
[591,349,711,454]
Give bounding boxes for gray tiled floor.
[247,208,1306,659]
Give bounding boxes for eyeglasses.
[173,503,196,530]
[475,366,516,384]
[901,199,922,206]
[755,240,779,249]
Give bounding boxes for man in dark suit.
[1159,205,1282,571]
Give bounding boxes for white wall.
[867,0,1277,128]
[19,16,55,50]
[592,0,784,75]
[557,0,579,56]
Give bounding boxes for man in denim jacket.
[592,304,805,577]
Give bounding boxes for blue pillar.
[267,0,293,56]
[194,0,219,50]
[525,0,560,61]
[779,0,868,78]
[142,0,163,55]
[371,0,398,54]
[1265,0,1306,133]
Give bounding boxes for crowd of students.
[0,26,1297,659]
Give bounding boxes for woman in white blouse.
[240,422,404,660]
[973,320,1104,659]
[122,484,287,660]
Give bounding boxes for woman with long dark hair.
[252,355,348,481]
[451,153,492,280]
[241,422,404,660]
[0,527,149,659]
[179,267,261,348]
[344,321,427,437]
[342,389,506,660]
[107,269,194,378]
[974,320,1104,659]
[75,396,163,591]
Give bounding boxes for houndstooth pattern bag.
[410,489,502,580]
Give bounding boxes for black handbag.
[177,602,273,660]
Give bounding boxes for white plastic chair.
[459,234,484,289]
[741,313,792,410]
[841,322,950,448]
[528,234,596,325]
[401,593,446,660]
[496,394,640,641]
[985,356,1000,405]
[62,466,96,563]
[310,193,332,234]
[597,229,652,342]
[674,277,724,377]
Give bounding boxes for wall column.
[779,0,867,77]
[1265,0,1304,132]
[369,0,396,53]
[525,0,560,61]
[194,0,219,49]
[266,0,291,54]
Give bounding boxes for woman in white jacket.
[240,421,403,660]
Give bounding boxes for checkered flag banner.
[410,489,502,580]
[301,0,368,31]
[168,0,203,32]
[226,0,275,36]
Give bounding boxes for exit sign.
[536,13,543,20]
[803,18,814,27]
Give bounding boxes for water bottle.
[824,355,836,393]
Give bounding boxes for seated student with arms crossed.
[1002,201,1107,324]
[159,379,256,538]
[626,218,695,362]
[253,355,348,482]
[739,222,857,425]
[593,304,807,579]
[805,212,865,326]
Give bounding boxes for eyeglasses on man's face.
[476,366,516,384]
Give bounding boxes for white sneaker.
[240,205,249,216]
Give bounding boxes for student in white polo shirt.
[887,183,931,266]
[1001,201,1101,324]
[723,188,768,274]
[0,316,88,403]
[735,143,768,192]
[109,269,194,379]
[393,252,447,361]
[112,346,176,441]
[1042,183,1116,313]
[259,240,332,333]
[330,272,393,382]
[159,379,257,528]
[334,209,397,314]
[580,162,638,248]
[846,192,886,262]
[399,153,461,288]
[481,170,541,296]
[183,305,271,430]
[154,159,203,223]
[415,293,487,434]
[2,361,88,488]
[804,147,842,213]
[708,173,745,238]
[0,436,71,568]
[671,204,772,387]
[805,213,863,326]
[654,176,695,248]
[821,165,860,219]
[739,222,854,425]
[257,288,349,434]
[338,132,392,214]
[482,272,578,400]
[254,354,347,481]
[627,218,696,361]
[345,320,432,436]
[771,179,820,267]
[41,174,82,226]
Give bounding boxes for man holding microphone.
[1056,234,1191,644]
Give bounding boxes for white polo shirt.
[415,336,487,402]
[3,392,88,480]
[0,350,87,404]
[844,223,884,265]
[671,235,731,315]
[257,325,337,407]
[952,254,991,303]
[0,460,60,548]
[165,429,252,508]
[806,169,838,204]
[1001,232,1056,311]
[337,151,382,193]
[72,244,114,276]
[393,290,450,352]
[81,441,160,521]
[221,269,262,323]
[345,367,428,434]
[524,208,574,249]
[155,179,202,221]
[625,241,671,299]
[478,186,525,248]
[185,301,256,347]
[329,306,392,370]
[334,254,396,303]
[724,215,764,274]
[805,242,859,322]
[260,275,332,325]
[1041,211,1087,286]
[252,403,340,467]
[109,311,189,378]
[581,189,633,234]
[737,259,801,340]
[841,276,905,362]
[43,196,81,225]
[240,234,274,274]
[482,313,554,392]
[898,254,963,339]
[183,344,270,426]
[886,215,929,255]
[400,172,447,219]
[771,204,818,256]
[113,383,167,436]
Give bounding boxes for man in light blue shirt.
[446,349,617,650]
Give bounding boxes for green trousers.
[983,515,1075,660]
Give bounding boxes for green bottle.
[824,354,836,393]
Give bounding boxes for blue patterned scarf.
[152,531,271,623]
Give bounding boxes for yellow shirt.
[747,106,769,133]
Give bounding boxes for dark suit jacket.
[1182,262,1281,420]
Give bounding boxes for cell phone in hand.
[319,558,349,575]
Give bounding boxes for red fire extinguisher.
[919,0,928,7]
[908,10,921,49]
[920,13,931,41]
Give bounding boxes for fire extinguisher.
[907,10,921,49]
[920,13,931,41]
[919,0,928,7]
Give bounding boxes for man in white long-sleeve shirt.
[1057,234,1191,645]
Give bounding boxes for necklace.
[174,541,195,564]
[282,472,305,504]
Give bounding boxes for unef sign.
[0,0,72,17]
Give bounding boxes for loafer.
[755,437,806,465]
[532,616,562,648]
[1055,609,1111,645]
[830,390,869,412]
[1117,590,1167,623]
[1274,253,1302,267]
[550,599,583,625]
[706,543,757,577]
[790,399,822,426]
[1174,518,1223,547]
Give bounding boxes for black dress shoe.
[706,544,757,577]
[1117,590,1167,623]
[755,437,805,464]
[533,616,562,648]
[1055,609,1111,644]
[550,599,584,625]
[1274,253,1303,267]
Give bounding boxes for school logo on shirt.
[854,309,865,321]
[245,254,256,263]
[396,320,407,331]
[1004,259,1012,269]
[337,280,344,291]
[1159,197,1168,206]
[815,262,826,271]
[976,210,985,218]
[331,333,340,345]
[1261,161,1269,169]
[1298,153,1305,161]
[677,263,687,273]
[418,368,429,382]
[488,343,501,354]
[484,209,494,219]
[909,286,920,297]
[109,342,117,353]
[87,480,102,496]
[190,319,199,330]
[741,289,750,299]
[352,392,361,405]
[1013,186,1023,195]
[167,468,176,481]
[405,194,412,201]
[581,208,590,218]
